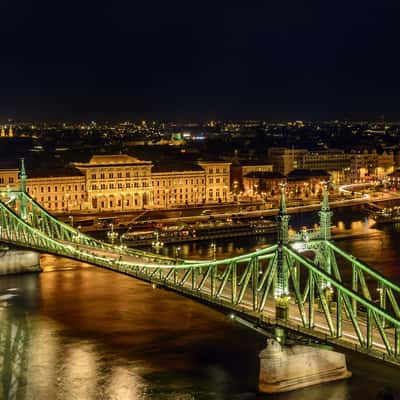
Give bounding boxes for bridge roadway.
[59,239,395,366]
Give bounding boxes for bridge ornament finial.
[278,183,287,215]
[19,158,28,220]
[321,180,330,212]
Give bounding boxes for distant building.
[267,147,394,184]
[267,148,306,176]
[231,161,274,193]
[151,162,205,207]
[286,169,330,198]
[349,149,394,181]
[242,171,285,197]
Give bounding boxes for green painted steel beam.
[284,246,400,328]
[327,241,400,293]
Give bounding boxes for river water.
[1,208,400,400]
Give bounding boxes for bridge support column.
[258,339,351,393]
[0,249,41,275]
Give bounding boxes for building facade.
[0,155,231,213]
[268,147,394,184]
[350,150,394,181]
[74,155,153,211]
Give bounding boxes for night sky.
[1,1,400,121]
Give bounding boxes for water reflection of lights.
[63,345,98,399]
[0,307,30,400]
[106,366,146,399]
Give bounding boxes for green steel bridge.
[1,160,400,367]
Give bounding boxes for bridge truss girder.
[1,190,400,366]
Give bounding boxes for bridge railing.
[13,192,180,264]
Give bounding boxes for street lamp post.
[175,246,181,261]
[210,241,216,261]
[107,223,119,245]
[68,215,74,228]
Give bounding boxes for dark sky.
[1,0,400,121]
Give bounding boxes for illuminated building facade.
[197,161,231,203]
[152,163,205,207]
[349,150,394,181]
[26,172,86,211]
[74,155,153,211]
[0,155,231,212]
[268,147,394,184]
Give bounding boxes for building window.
[109,173,113,179]
[91,174,96,179]
[117,172,122,178]
[126,172,130,178]
[100,173,105,179]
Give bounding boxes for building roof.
[88,154,147,164]
[244,171,285,179]
[152,161,204,173]
[239,160,272,166]
[287,169,330,181]
[27,166,84,179]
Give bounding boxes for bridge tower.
[318,182,333,289]
[318,181,332,241]
[19,159,28,220]
[275,184,290,320]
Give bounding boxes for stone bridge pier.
[258,339,351,393]
[0,248,41,275]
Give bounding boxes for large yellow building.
[0,155,231,213]
[74,155,153,211]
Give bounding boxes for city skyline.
[1,1,400,121]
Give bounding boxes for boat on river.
[373,206,400,225]
[121,219,278,246]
